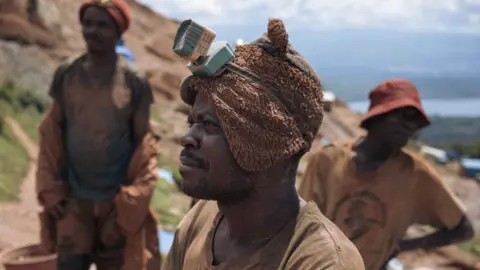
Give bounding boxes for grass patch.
[0,80,46,142]
[150,106,164,123]
[0,80,45,201]
[150,177,184,229]
[0,123,29,201]
[151,160,187,229]
[13,106,43,142]
[457,234,480,258]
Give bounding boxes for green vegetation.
[419,116,480,145]
[150,161,187,229]
[457,234,480,258]
[0,123,29,201]
[150,106,164,123]
[435,142,480,159]
[0,80,46,142]
[0,81,46,201]
[150,177,184,229]
[418,116,480,159]
[12,106,43,142]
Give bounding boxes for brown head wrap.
[181,19,323,172]
[79,0,131,34]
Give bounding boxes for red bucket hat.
[360,79,430,129]
[79,0,131,34]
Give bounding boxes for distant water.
[158,168,174,184]
[159,229,175,254]
[348,98,480,117]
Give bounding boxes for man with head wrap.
[299,79,474,269]
[162,19,364,270]
[35,0,161,269]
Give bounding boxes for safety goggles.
[174,20,296,115]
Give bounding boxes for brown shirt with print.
[298,141,466,270]
[163,199,364,270]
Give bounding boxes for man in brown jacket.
[35,0,161,269]
[299,79,475,270]
[163,19,364,270]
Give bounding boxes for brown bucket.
[0,244,57,270]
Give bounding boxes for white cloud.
[141,0,480,33]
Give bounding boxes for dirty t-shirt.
[298,141,466,270]
[163,199,365,270]
[49,58,153,200]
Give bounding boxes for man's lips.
[179,155,202,168]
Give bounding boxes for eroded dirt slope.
[0,0,189,103]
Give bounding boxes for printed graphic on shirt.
[332,190,387,242]
[332,190,390,268]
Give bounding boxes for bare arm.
[399,161,475,252]
[398,216,474,252]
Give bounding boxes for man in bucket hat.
[36,0,161,269]
[299,79,474,270]
[162,18,364,270]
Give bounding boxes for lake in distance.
[348,98,480,117]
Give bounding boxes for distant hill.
[419,116,480,145]
[318,67,480,101]
[195,25,480,102]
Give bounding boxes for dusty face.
[367,106,424,149]
[81,6,119,53]
[179,92,253,204]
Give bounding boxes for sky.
[138,0,480,101]
[141,0,480,34]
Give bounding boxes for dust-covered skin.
[164,18,364,270]
[180,92,252,204]
[81,6,119,54]
[361,107,422,153]
[165,92,364,270]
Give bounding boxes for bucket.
[0,244,57,270]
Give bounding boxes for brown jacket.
[36,103,162,270]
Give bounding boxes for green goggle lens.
[173,19,235,77]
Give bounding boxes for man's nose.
[180,126,200,149]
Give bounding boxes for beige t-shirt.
[298,141,466,270]
[163,199,364,270]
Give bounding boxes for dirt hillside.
[0,0,189,101]
[0,0,191,162]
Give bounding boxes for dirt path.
[0,117,40,250]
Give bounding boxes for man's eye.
[98,21,108,28]
[202,120,216,127]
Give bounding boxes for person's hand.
[45,200,66,220]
